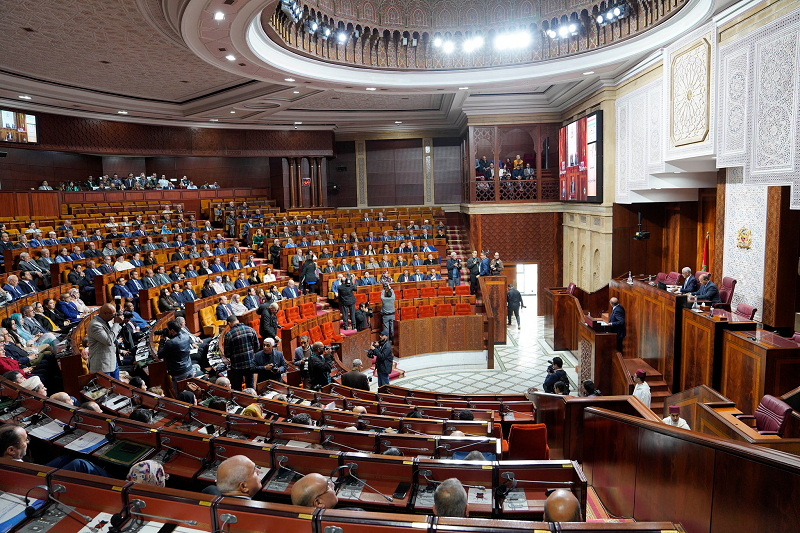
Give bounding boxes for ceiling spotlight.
[213,11,225,21]
[463,36,484,53]
[285,77,295,82]
[459,87,469,90]
[18,95,32,100]
[442,41,454,54]
[337,31,347,43]
[597,3,628,26]
[230,111,236,114]
[304,19,318,34]
[613,6,622,17]
[209,119,219,122]
[293,90,300,94]
[117,110,128,114]
[225,54,236,61]
[433,37,442,47]
[322,26,331,38]
[366,87,377,91]
[583,71,595,75]
[546,29,556,39]
[596,15,604,24]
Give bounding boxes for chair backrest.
[695,270,709,281]
[403,288,419,299]
[665,272,681,285]
[415,304,434,318]
[420,287,437,298]
[286,306,301,320]
[436,304,453,317]
[355,293,368,305]
[320,321,336,337]
[566,282,576,295]
[308,326,324,344]
[199,307,215,326]
[655,272,667,283]
[369,292,382,304]
[720,277,737,305]
[454,285,470,296]
[754,395,793,436]
[507,423,549,460]
[300,302,316,319]
[454,303,471,316]
[734,303,757,320]
[400,307,417,320]
[792,332,800,344]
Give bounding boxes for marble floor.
[387,305,579,395]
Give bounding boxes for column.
[355,140,368,207]
[315,158,324,207]
[288,158,297,209]
[423,138,434,206]
[310,157,318,207]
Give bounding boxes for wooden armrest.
[734,414,756,420]
[758,430,781,436]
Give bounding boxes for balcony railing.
[469,169,559,203]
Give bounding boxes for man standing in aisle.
[632,369,651,408]
[87,304,124,379]
[446,252,462,287]
[370,330,393,387]
[506,283,524,329]
[380,284,396,342]
[608,297,626,352]
[466,251,480,295]
[223,315,260,391]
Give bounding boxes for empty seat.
[665,272,681,285]
[734,395,793,436]
[321,321,344,343]
[454,285,470,296]
[436,304,453,317]
[507,423,549,460]
[369,292,382,304]
[355,293,368,305]
[733,303,757,320]
[566,282,576,295]
[454,303,471,316]
[285,306,302,323]
[300,302,316,319]
[417,305,435,318]
[199,307,224,336]
[400,307,417,321]
[438,286,454,297]
[403,288,419,299]
[419,287,437,298]
[718,277,737,311]
[655,272,667,283]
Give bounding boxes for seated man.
[433,478,469,517]
[291,472,339,509]
[205,455,262,499]
[692,273,721,304]
[1,424,110,477]
[543,489,582,522]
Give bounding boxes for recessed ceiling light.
[293,90,300,94]
[18,95,32,100]
[366,87,377,91]
[117,110,128,114]
[458,87,469,90]
[583,71,595,75]
[395,121,402,124]
[285,77,295,82]
[209,119,219,122]
[294,121,302,125]
[225,54,236,61]
[230,111,236,114]
[214,11,225,21]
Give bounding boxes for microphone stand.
[321,435,370,453]
[330,463,393,502]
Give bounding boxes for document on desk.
[467,487,489,505]
[0,492,44,533]
[502,488,530,511]
[63,431,108,454]
[28,420,65,441]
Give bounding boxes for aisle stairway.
[621,358,670,413]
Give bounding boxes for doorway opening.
[515,263,538,315]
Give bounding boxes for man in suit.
[36,249,54,271]
[397,269,411,283]
[111,277,134,303]
[679,267,699,294]
[359,272,376,286]
[506,283,524,329]
[337,258,351,272]
[185,264,198,278]
[411,269,425,282]
[426,269,441,281]
[608,297,626,352]
[234,273,249,289]
[17,253,43,281]
[227,255,243,271]
[253,338,287,383]
[87,304,124,379]
[171,246,188,261]
[692,273,721,304]
[322,260,336,274]
[282,280,300,299]
[59,230,77,245]
[83,241,101,258]
[216,296,234,321]
[181,281,198,302]
[243,288,260,311]
[19,272,39,294]
[129,252,144,268]
[211,258,225,273]
[153,266,171,286]
[351,257,364,271]
[169,265,184,282]
[2,275,26,301]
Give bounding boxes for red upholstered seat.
[286,306,301,323]
[792,332,800,344]
[734,395,793,436]
[566,282,576,295]
[321,321,344,342]
[655,272,667,283]
[438,286,454,297]
[695,270,709,281]
[400,307,417,320]
[420,287,437,298]
[403,288,419,299]
[733,303,757,320]
[665,271,680,285]
[507,423,549,460]
[454,285,470,296]
[417,305,435,318]
[277,310,295,329]
[718,277,737,311]
[492,424,509,459]
[369,292,382,304]
[355,293,368,305]
[300,302,316,320]
[454,303,471,316]
[308,325,329,345]
[436,304,453,317]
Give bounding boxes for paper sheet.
[28,420,65,441]
[467,487,489,505]
[0,493,44,533]
[63,431,108,453]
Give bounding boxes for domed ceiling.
[0,0,735,133]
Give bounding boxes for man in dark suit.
[692,273,721,304]
[18,272,39,294]
[181,281,198,302]
[608,297,626,352]
[216,296,234,321]
[679,267,698,293]
[18,252,51,288]
[36,249,55,271]
[506,283,524,329]
[341,359,370,391]
[282,280,300,299]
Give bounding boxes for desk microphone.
[274,427,312,438]
[381,440,429,453]
[321,435,369,453]
[24,484,92,522]
[499,471,574,488]
[330,463,393,502]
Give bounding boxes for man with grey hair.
[380,284,396,341]
[214,455,262,499]
[18,252,51,288]
[2,275,25,301]
[679,267,698,293]
[341,358,369,391]
[257,301,280,342]
[174,316,211,367]
[433,478,469,517]
[254,337,286,383]
[215,376,231,389]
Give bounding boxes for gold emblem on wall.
[737,227,752,249]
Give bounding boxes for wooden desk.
[681,308,757,391]
[394,315,487,358]
[721,329,800,415]
[609,278,691,391]
[695,403,800,456]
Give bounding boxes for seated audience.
[433,478,469,517]
[543,489,582,522]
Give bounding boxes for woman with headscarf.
[127,460,167,487]
[211,276,225,294]
[229,294,248,316]
[269,285,282,302]
[10,313,57,351]
[68,288,88,314]
[160,224,172,235]
[158,288,184,317]
[221,275,235,292]
[241,403,264,419]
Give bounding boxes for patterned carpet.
[388,306,579,394]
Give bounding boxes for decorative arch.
[335,0,355,18]
[360,0,379,25]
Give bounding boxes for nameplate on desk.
[712,315,728,322]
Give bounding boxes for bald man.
[216,455,262,499]
[352,406,367,415]
[291,473,339,509]
[50,392,74,405]
[543,489,582,522]
[433,478,469,517]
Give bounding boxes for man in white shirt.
[663,405,690,430]
[632,369,651,408]
[38,181,53,190]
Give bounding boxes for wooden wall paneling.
[328,141,357,207]
[713,170,726,283]
[678,201,699,272]
[664,206,680,274]
[698,187,717,276]
[582,411,639,518]
[432,137,462,205]
[29,192,60,217]
[762,186,800,330]
[710,449,800,533]
[532,394,566,459]
[102,156,146,176]
[633,426,715,533]
[0,146,103,190]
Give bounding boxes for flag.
[701,232,709,271]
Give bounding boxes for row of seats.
[399,303,474,320]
